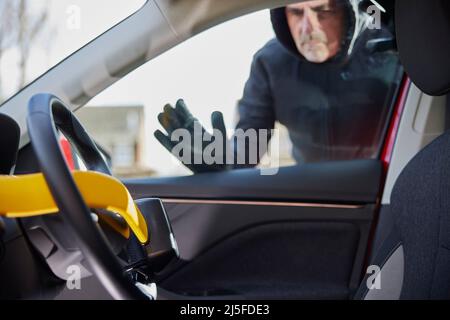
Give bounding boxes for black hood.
[270,6,300,58]
[269,0,380,65]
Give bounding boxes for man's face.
[286,0,345,63]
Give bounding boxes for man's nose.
[301,6,319,34]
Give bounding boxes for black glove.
[154,99,232,173]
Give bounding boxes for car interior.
[0,0,449,300]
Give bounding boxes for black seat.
[0,114,20,175]
[356,0,450,299]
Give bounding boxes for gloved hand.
[154,99,232,173]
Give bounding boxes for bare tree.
[0,0,49,103]
[0,1,18,101]
[16,0,48,89]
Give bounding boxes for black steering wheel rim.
[27,93,147,300]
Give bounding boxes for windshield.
[0,0,145,106]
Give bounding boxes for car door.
[75,5,406,299]
[125,160,382,299]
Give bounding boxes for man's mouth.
[297,39,330,62]
[295,29,330,63]
[304,39,325,47]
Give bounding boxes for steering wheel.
[27,93,148,300]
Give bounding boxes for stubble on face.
[286,0,344,63]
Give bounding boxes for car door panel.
[157,202,373,299]
[124,159,381,299]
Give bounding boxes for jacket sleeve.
[231,51,276,168]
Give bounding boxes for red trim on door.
[380,77,411,172]
[60,136,75,170]
[360,76,411,286]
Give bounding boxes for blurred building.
[76,105,155,178]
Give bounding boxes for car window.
[78,2,404,179]
[0,0,146,105]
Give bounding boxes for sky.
[0,1,277,176]
[0,0,146,98]
[88,8,276,175]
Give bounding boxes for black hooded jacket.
[234,6,402,163]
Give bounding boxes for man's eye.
[315,9,335,19]
[289,9,304,17]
